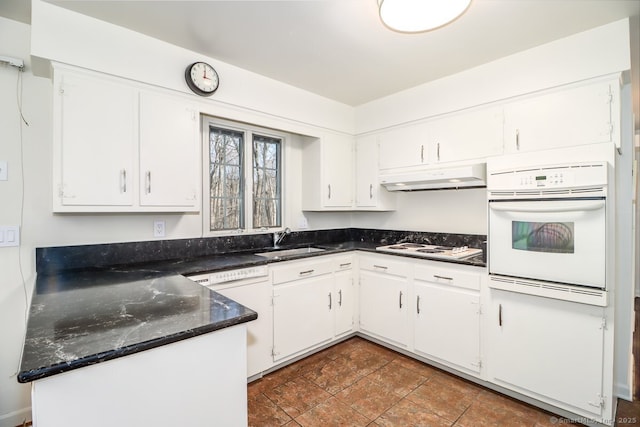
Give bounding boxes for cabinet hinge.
[271,347,279,357]
[588,393,606,409]
[599,317,607,330]
[471,359,482,369]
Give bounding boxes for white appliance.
[376,242,482,260]
[488,162,608,303]
[379,163,486,191]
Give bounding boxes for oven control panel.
[488,162,607,192]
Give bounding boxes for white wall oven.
[488,162,609,305]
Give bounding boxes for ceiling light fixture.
[378,0,472,33]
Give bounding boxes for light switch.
[0,161,7,181]
[0,226,19,247]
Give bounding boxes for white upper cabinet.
[378,122,429,171]
[54,70,137,208]
[302,133,354,210]
[503,77,619,153]
[427,107,504,163]
[52,65,200,212]
[355,134,395,210]
[138,91,199,208]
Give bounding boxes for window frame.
[202,116,286,236]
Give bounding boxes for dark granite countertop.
[18,271,257,383]
[21,229,486,384]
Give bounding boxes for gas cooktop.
[375,242,482,260]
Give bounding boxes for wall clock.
[185,62,219,96]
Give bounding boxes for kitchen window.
[203,117,283,233]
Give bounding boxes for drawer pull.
[433,274,453,281]
[373,264,388,270]
[299,269,314,275]
[399,291,403,309]
[416,295,420,314]
[499,304,503,326]
[328,292,332,310]
[339,262,352,268]
[338,289,343,306]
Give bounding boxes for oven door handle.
[489,200,604,213]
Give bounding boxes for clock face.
[185,62,219,96]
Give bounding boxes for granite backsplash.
[36,228,487,275]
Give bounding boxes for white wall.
[0,17,46,427]
[351,188,487,235]
[355,18,632,134]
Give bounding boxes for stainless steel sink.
[256,247,326,259]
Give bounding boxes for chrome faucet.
[273,227,291,247]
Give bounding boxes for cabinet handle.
[338,289,343,306]
[373,264,388,270]
[515,129,520,151]
[299,269,314,276]
[399,291,403,309]
[120,169,127,193]
[339,262,352,268]
[416,295,420,314]
[437,142,440,161]
[369,184,373,199]
[328,292,332,310]
[327,184,331,199]
[145,171,152,194]
[498,304,503,326]
[420,145,424,163]
[433,274,453,281]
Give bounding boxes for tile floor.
[248,336,590,427]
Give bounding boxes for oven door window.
[512,221,575,254]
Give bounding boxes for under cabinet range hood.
[380,163,487,191]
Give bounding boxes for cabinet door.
[334,269,355,337]
[503,80,615,153]
[378,123,429,171]
[355,135,378,208]
[355,135,395,210]
[428,107,504,163]
[359,270,409,347]
[272,275,334,361]
[57,72,136,207]
[487,289,605,416]
[413,281,480,373]
[322,134,354,207]
[139,91,199,208]
[215,282,273,377]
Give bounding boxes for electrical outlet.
[297,215,309,229]
[153,220,165,238]
[0,161,7,181]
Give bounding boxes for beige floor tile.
[335,376,403,420]
[295,397,370,427]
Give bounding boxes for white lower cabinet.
[486,288,606,419]
[334,256,356,337]
[358,254,410,348]
[271,255,355,363]
[412,263,481,375]
[214,281,273,378]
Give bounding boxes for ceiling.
[2,0,639,125]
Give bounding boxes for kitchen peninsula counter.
[18,270,257,383]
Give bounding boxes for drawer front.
[334,255,354,271]
[414,264,480,291]
[359,254,409,278]
[272,258,334,284]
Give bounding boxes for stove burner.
[397,243,425,248]
[416,248,445,254]
[434,246,452,250]
[388,246,409,250]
